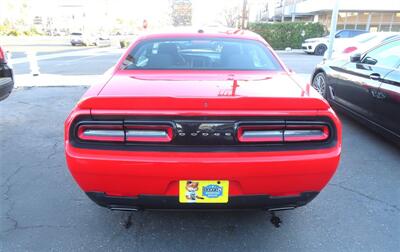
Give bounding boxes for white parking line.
[10,47,124,65]
[53,55,104,66]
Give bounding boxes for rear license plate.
[179,180,229,203]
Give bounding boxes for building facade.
[274,0,400,32]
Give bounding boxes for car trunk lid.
[79,71,329,111]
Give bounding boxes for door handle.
[369,73,381,80]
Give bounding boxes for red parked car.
[65,30,341,215]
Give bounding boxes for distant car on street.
[95,35,111,47]
[302,29,368,55]
[0,46,14,101]
[311,37,400,144]
[326,32,400,59]
[70,32,96,46]
[70,32,111,47]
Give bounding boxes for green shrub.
[120,40,130,48]
[249,22,325,50]
[23,27,42,36]
[7,30,20,36]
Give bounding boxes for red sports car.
[65,30,341,213]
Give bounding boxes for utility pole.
[327,0,340,59]
[241,0,248,29]
[281,0,285,22]
[291,0,297,22]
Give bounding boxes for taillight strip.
[237,123,329,143]
[83,129,125,137]
[76,122,174,143]
[125,124,173,142]
[126,130,168,137]
[284,129,328,142]
[126,129,172,142]
[77,124,125,142]
[239,130,283,142]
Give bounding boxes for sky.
[0,0,270,26]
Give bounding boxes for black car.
[311,37,400,144]
[0,46,14,101]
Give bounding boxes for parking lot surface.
[1,52,399,251]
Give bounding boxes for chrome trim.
[329,86,335,100]
[268,207,295,211]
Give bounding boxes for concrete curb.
[275,49,305,53]
[14,74,100,87]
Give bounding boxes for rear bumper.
[65,111,341,211]
[66,145,340,202]
[86,191,319,211]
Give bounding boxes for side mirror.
[363,56,377,65]
[350,53,361,63]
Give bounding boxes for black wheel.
[71,43,76,46]
[312,72,328,98]
[314,44,327,56]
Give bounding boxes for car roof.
[361,35,400,55]
[135,27,264,42]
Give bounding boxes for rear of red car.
[65,31,341,211]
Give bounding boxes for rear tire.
[312,72,328,98]
[314,44,327,56]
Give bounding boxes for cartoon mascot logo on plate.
[185,181,204,202]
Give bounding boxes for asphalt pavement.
[9,47,123,76]
[1,49,399,251]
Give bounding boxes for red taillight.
[284,125,329,142]
[76,123,174,143]
[77,125,125,142]
[237,125,284,143]
[237,124,329,143]
[343,46,357,54]
[125,125,173,142]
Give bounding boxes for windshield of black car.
[122,38,283,71]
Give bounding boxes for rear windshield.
[122,38,283,71]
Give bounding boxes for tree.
[171,0,192,26]
[221,5,240,28]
